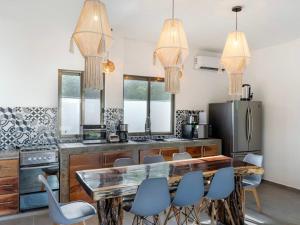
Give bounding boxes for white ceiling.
[2,0,300,52]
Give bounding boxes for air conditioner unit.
[194,55,224,72]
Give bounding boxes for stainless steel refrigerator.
[209,101,262,159]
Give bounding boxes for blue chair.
[125,177,170,225]
[38,175,96,225]
[164,171,204,225]
[243,153,263,212]
[172,152,192,161]
[143,155,165,164]
[113,157,136,167]
[205,167,235,225]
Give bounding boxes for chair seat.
[243,177,260,188]
[60,201,97,221]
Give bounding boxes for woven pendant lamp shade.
[70,0,112,90]
[221,32,251,96]
[154,19,189,94]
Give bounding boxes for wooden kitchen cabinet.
[186,146,203,158]
[203,144,219,157]
[103,150,135,168]
[160,147,179,161]
[69,153,102,202]
[0,159,19,216]
[186,145,219,158]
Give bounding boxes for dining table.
[76,155,263,225]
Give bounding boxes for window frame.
[58,69,105,139]
[123,74,175,136]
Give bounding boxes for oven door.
[19,163,59,211]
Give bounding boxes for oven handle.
[20,163,59,171]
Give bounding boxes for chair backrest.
[173,152,192,161]
[38,175,68,224]
[113,158,135,167]
[243,153,263,184]
[173,171,204,207]
[130,177,170,217]
[206,167,234,200]
[143,155,165,164]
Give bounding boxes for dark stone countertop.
[0,149,19,160]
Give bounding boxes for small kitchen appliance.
[117,123,128,142]
[82,124,107,144]
[19,145,59,211]
[241,84,253,101]
[108,133,120,143]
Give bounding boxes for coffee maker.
[117,123,128,142]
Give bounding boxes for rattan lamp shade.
[70,0,112,90]
[221,31,251,96]
[154,19,189,94]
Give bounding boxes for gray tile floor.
[1,181,299,225]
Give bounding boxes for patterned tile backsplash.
[175,110,202,137]
[0,107,57,150]
[0,106,203,150]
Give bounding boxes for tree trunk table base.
[97,197,123,225]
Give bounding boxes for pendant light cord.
[172,0,175,20]
[235,10,238,31]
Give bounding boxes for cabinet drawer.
[0,193,19,216]
[186,146,203,158]
[203,145,219,157]
[160,148,179,161]
[103,151,134,168]
[0,159,18,178]
[0,177,18,194]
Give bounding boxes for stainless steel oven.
[19,145,59,212]
[82,124,107,144]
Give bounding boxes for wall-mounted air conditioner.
[194,55,224,72]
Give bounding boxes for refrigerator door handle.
[249,107,253,140]
[245,107,250,142]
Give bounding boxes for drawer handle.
[0,201,14,205]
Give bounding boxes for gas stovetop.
[20,145,59,166]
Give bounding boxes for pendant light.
[221,6,251,96]
[102,59,115,74]
[154,0,189,94]
[70,0,112,90]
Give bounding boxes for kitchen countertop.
[59,138,222,202]
[0,149,19,160]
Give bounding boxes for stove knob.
[38,157,42,160]
[28,157,32,161]
[43,157,47,160]
[47,156,51,159]
[33,157,37,160]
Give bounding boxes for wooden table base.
[97,197,123,225]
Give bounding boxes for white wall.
[0,9,229,110]
[246,38,300,189]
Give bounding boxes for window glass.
[60,74,81,135]
[150,81,172,133]
[124,79,148,133]
[123,76,174,134]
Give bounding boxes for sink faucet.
[145,116,151,138]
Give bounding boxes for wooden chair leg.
[163,207,172,225]
[211,201,216,225]
[224,200,235,225]
[82,221,86,225]
[252,188,262,212]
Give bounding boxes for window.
[58,70,104,137]
[123,75,174,135]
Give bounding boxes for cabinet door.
[139,149,161,163]
[69,153,102,202]
[186,146,203,158]
[203,145,219,157]
[0,159,18,178]
[0,193,19,216]
[0,177,19,195]
[103,151,135,168]
[160,148,179,161]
